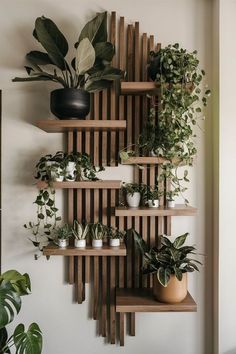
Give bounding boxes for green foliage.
[0,271,42,354]
[13,13,124,91]
[132,229,202,287]
[55,223,72,240]
[122,183,144,196]
[90,222,107,240]
[72,220,90,240]
[143,184,163,203]
[106,227,126,240]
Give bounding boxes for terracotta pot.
[153,273,187,303]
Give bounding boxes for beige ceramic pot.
[153,273,187,303]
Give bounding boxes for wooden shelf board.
[37,180,121,189]
[43,243,126,256]
[36,119,127,133]
[115,205,197,217]
[116,288,197,312]
[120,81,193,95]
[121,156,184,165]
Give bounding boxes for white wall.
[219,1,236,353]
[0,1,213,353]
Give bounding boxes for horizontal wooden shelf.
[121,156,185,165]
[36,119,127,133]
[43,243,126,256]
[37,180,121,189]
[120,81,193,95]
[116,288,197,312]
[115,205,197,217]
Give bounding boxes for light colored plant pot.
[66,162,76,173]
[167,200,175,208]
[147,199,159,208]
[58,239,69,248]
[109,238,120,247]
[150,149,158,157]
[92,239,103,248]
[74,239,86,248]
[153,273,187,303]
[51,167,64,182]
[126,192,141,208]
[65,175,76,182]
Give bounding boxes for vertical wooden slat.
[110,12,117,166]
[110,256,116,344]
[93,256,99,320]
[102,90,108,165]
[85,189,90,283]
[120,313,125,346]
[134,22,140,145]
[76,256,83,304]
[68,132,74,284]
[94,93,100,166]
[119,17,125,151]
[127,25,134,147]
[101,256,107,337]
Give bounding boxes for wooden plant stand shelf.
[115,205,197,217]
[120,81,194,95]
[36,119,127,133]
[43,243,126,256]
[116,288,197,313]
[37,180,121,189]
[121,156,186,165]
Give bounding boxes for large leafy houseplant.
[0,270,42,354]
[13,12,124,119]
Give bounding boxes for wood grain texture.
[67,132,74,285]
[37,180,121,189]
[93,256,99,320]
[110,12,117,167]
[115,205,197,217]
[116,289,197,313]
[36,120,126,133]
[43,243,127,256]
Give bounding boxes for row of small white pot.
[47,161,77,182]
[126,193,175,208]
[58,238,121,248]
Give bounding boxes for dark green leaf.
[26,51,53,66]
[94,42,114,61]
[38,213,44,220]
[157,267,170,287]
[14,323,42,354]
[85,79,112,92]
[173,233,189,248]
[0,282,21,328]
[0,327,10,353]
[78,12,107,45]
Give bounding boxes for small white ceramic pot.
[150,150,158,157]
[92,239,103,248]
[65,175,76,182]
[109,238,120,247]
[74,239,86,248]
[66,162,76,173]
[148,199,159,208]
[167,200,175,208]
[126,192,141,208]
[51,167,64,182]
[58,239,69,248]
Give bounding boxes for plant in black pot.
[13,12,124,119]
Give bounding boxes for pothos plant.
[0,270,42,354]
[13,12,124,91]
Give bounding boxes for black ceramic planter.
[50,88,90,119]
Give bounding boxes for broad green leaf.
[173,233,189,249]
[173,266,183,281]
[160,236,172,248]
[12,76,52,83]
[132,229,149,254]
[94,42,114,61]
[0,282,21,328]
[78,12,107,45]
[26,51,53,66]
[76,38,95,76]
[34,16,68,70]
[0,327,9,353]
[85,79,112,92]
[0,270,31,296]
[14,323,42,354]
[157,267,170,287]
[88,66,123,82]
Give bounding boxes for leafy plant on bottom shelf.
[143,185,163,203]
[12,12,124,92]
[72,220,90,240]
[90,222,107,240]
[121,183,144,196]
[106,226,126,240]
[130,229,202,286]
[54,224,72,241]
[0,270,42,354]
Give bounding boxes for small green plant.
[143,185,163,203]
[55,224,72,240]
[166,189,180,202]
[131,229,201,287]
[90,222,107,240]
[13,13,124,92]
[0,270,42,354]
[65,152,104,181]
[122,183,144,196]
[106,227,126,240]
[72,220,90,240]
[35,151,65,182]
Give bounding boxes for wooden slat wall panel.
[110,12,117,167]
[68,132,75,285]
[119,17,125,152]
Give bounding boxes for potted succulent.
[132,230,201,303]
[13,13,124,119]
[122,183,144,208]
[166,189,179,208]
[72,220,89,248]
[91,222,106,248]
[54,223,72,248]
[144,185,162,208]
[0,270,42,354]
[107,227,125,247]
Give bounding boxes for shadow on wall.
[225,350,236,354]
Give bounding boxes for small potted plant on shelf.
[166,189,179,208]
[122,183,144,208]
[13,13,124,119]
[91,222,106,248]
[72,220,89,248]
[132,230,202,303]
[54,224,72,248]
[143,185,162,208]
[107,227,125,247]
